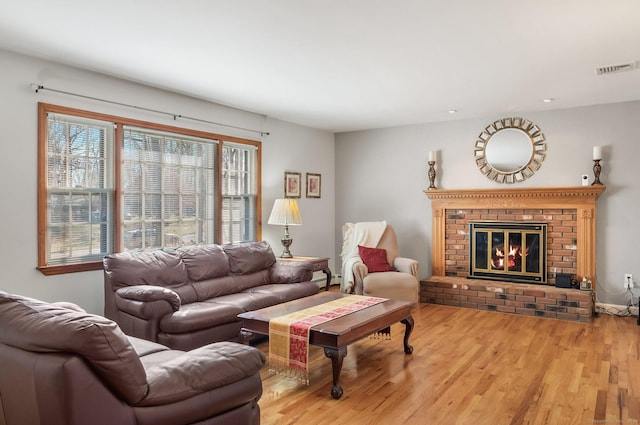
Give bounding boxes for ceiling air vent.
[595,62,636,75]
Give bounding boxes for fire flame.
[493,245,528,270]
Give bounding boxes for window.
[121,127,217,251]
[222,142,259,243]
[38,103,261,275]
[43,113,115,267]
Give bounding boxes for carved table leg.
[239,329,254,345]
[401,316,414,354]
[324,346,347,399]
[323,268,332,291]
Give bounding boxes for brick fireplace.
[421,186,605,322]
[445,209,570,284]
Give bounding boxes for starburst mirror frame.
[474,117,547,184]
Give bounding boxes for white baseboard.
[595,302,638,316]
[312,272,342,288]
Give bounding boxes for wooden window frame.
[37,103,261,275]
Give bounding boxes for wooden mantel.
[424,186,606,285]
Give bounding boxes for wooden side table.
[277,256,332,291]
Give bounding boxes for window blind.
[122,127,218,250]
[46,113,115,264]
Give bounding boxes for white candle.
[592,146,601,160]
[428,151,435,162]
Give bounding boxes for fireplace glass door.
[469,221,547,284]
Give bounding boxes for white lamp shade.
[268,199,302,226]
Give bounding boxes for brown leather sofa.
[0,291,266,425]
[104,240,319,351]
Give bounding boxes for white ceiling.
[2,0,640,133]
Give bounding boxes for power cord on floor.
[594,290,638,317]
[592,273,639,318]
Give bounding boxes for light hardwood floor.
[256,302,640,425]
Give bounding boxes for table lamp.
[268,199,302,258]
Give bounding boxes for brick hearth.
[421,276,593,322]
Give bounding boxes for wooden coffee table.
[238,292,414,399]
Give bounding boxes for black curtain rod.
[31,84,270,137]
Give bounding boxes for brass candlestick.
[428,160,437,190]
[591,159,603,185]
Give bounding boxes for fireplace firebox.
[469,221,547,284]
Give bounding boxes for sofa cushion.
[104,250,188,290]
[160,300,246,333]
[128,335,171,358]
[138,341,265,407]
[223,241,276,275]
[268,261,315,283]
[243,282,320,304]
[190,272,271,301]
[212,292,282,313]
[0,291,148,405]
[160,286,305,334]
[179,244,231,281]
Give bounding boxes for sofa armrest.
[352,261,368,295]
[393,257,419,277]
[137,341,266,407]
[269,261,314,283]
[115,285,181,320]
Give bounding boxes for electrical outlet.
[624,273,633,289]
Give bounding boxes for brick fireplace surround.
[422,186,605,322]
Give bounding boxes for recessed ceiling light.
[543,98,554,103]
[448,110,457,114]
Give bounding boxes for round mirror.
[485,128,533,172]
[474,117,546,184]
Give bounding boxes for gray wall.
[0,50,335,313]
[335,102,640,305]
[2,47,637,312]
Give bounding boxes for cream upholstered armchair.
[340,221,419,308]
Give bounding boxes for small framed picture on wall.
[306,173,321,198]
[284,171,301,198]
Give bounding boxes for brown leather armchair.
[0,291,266,425]
[340,221,419,308]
